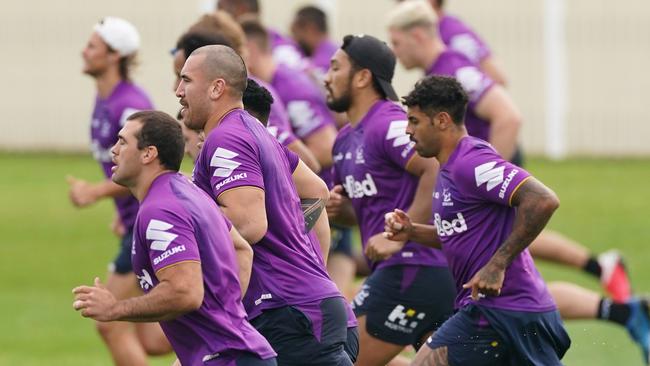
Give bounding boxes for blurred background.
[0,1,649,365]
[2,0,650,156]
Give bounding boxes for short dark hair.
[243,78,273,125]
[402,75,469,125]
[294,6,328,33]
[191,45,248,97]
[240,19,269,51]
[175,31,233,58]
[128,110,185,171]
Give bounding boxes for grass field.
[1,153,649,365]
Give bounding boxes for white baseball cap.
[94,16,140,56]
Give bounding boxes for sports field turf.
[1,153,648,365]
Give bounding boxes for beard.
[326,90,352,113]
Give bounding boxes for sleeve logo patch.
[386,120,411,147]
[146,219,178,251]
[474,161,504,191]
[211,147,241,178]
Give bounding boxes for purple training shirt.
[439,14,492,65]
[131,172,276,365]
[192,109,343,320]
[90,81,152,229]
[427,50,495,144]
[433,136,556,312]
[332,100,447,271]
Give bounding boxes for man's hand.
[462,262,506,301]
[383,209,413,242]
[66,176,99,207]
[326,185,346,219]
[365,233,405,262]
[72,277,118,322]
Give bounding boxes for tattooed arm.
[463,177,560,300]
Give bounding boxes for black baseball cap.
[341,34,398,101]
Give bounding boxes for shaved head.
[190,45,248,97]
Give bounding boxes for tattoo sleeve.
[490,177,559,269]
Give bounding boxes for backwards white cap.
[94,16,140,56]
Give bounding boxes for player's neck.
[437,128,468,165]
[95,68,122,99]
[132,169,170,202]
[348,91,382,127]
[251,54,276,83]
[421,38,446,71]
[204,102,244,135]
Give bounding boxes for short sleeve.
[286,99,335,139]
[454,146,531,206]
[267,124,298,146]
[203,131,265,199]
[448,32,491,64]
[378,119,417,169]
[141,208,201,273]
[282,144,300,172]
[454,65,495,108]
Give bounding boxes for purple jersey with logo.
[249,76,297,146]
[131,172,276,365]
[269,28,307,70]
[439,14,492,65]
[271,63,337,184]
[192,109,342,320]
[90,81,152,229]
[427,50,495,144]
[332,100,447,271]
[433,136,555,312]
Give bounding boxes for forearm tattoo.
[492,178,558,268]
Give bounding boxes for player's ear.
[435,112,452,130]
[354,69,373,89]
[209,79,226,100]
[141,146,159,164]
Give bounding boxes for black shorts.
[344,326,359,364]
[110,230,133,274]
[330,224,353,257]
[234,353,277,366]
[352,265,455,349]
[428,304,570,366]
[251,297,353,366]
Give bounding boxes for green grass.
[1,153,649,365]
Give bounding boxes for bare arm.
[292,160,331,261]
[287,140,321,173]
[302,125,337,169]
[368,209,441,261]
[463,177,560,299]
[73,262,203,322]
[218,187,268,245]
[474,85,522,162]
[479,56,508,87]
[230,227,253,295]
[326,185,357,226]
[67,176,130,207]
[404,155,439,223]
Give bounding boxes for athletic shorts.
[110,230,133,274]
[251,297,353,366]
[352,265,455,349]
[234,353,278,366]
[428,304,570,366]
[330,224,353,257]
[203,350,277,366]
